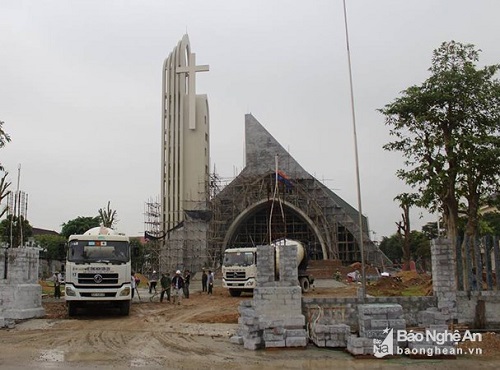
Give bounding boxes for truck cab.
[222,247,257,297]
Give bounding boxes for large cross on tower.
[177,52,209,130]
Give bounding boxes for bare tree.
[0,120,11,172]
[98,201,118,228]
[395,193,417,271]
[0,172,11,218]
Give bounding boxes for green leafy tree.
[421,222,440,240]
[380,41,500,288]
[379,234,404,264]
[0,215,33,247]
[478,194,500,235]
[381,41,500,240]
[0,120,11,171]
[410,230,431,272]
[60,216,100,238]
[379,230,431,271]
[98,201,117,228]
[34,234,67,263]
[480,212,500,236]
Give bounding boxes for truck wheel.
[299,277,310,293]
[120,301,130,316]
[229,289,242,297]
[68,302,77,317]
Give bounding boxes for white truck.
[64,226,133,316]
[222,238,314,297]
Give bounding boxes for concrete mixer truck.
[222,238,314,297]
[64,226,133,316]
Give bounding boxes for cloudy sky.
[1,0,499,240]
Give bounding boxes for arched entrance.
[222,199,328,260]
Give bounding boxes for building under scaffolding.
[206,114,389,269]
[150,113,389,273]
[143,196,210,275]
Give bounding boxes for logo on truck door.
[93,274,103,283]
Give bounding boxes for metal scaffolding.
[207,170,389,269]
[147,170,389,274]
[143,197,162,275]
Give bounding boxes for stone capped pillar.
[431,238,457,318]
[0,247,45,322]
[255,245,275,285]
[278,244,298,284]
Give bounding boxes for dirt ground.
[2,280,500,369]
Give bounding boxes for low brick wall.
[303,296,437,330]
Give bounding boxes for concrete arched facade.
[222,198,329,258]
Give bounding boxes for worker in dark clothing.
[201,269,207,292]
[160,272,171,303]
[183,270,191,298]
[149,270,158,294]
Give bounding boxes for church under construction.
[207,114,388,268]
[146,35,387,275]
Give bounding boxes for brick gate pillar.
[431,238,457,319]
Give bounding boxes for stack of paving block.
[309,323,350,348]
[358,304,406,340]
[231,300,263,350]
[347,335,376,355]
[418,307,450,326]
[261,316,308,348]
[347,304,406,356]
[231,300,308,349]
[407,325,456,358]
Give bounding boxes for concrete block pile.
[262,317,307,348]
[347,334,375,355]
[346,303,406,356]
[358,304,406,338]
[231,300,262,349]
[309,323,350,348]
[231,244,308,350]
[232,291,308,349]
[418,307,450,326]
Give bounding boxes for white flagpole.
[343,0,366,301]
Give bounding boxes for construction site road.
[1,280,500,369]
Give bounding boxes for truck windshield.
[224,251,254,267]
[68,240,129,263]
